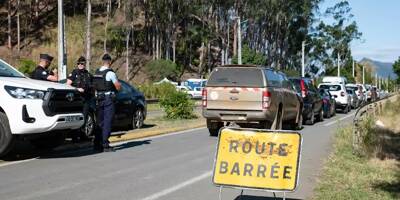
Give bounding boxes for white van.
[322,76,347,85]
[0,59,84,156]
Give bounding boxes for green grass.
[313,127,400,200]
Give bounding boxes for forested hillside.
[0,0,362,84]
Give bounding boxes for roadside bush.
[18,59,36,75]
[145,59,180,82]
[137,83,176,99]
[159,91,197,119]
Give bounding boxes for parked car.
[318,83,351,113]
[81,80,147,137]
[289,77,323,125]
[202,65,303,136]
[365,84,372,101]
[346,88,360,109]
[318,88,336,118]
[187,87,203,99]
[0,59,84,157]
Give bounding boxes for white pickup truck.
[0,59,84,156]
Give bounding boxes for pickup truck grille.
[43,89,84,116]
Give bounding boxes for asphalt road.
[0,110,356,200]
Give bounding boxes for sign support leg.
[219,186,223,200]
[240,189,244,199]
[283,192,286,200]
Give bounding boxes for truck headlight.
[4,86,46,99]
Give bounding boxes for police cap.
[40,54,54,62]
[102,54,112,61]
[77,56,86,64]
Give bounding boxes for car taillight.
[262,90,271,109]
[341,91,345,97]
[300,79,307,98]
[202,89,207,107]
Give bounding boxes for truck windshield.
[207,68,263,87]
[0,60,25,78]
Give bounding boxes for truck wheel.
[207,120,223,137]
[81,112,95,139]
[30,133,65,150]
[318,108,324,122]
[0,112,15,157]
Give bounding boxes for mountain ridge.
[358,58,397,79]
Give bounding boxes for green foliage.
[159,91,197,119]
[232,45,266,65]
[18,59,36,75]
[283,69,300,77]
[137,83,177,99]
[145,59,180,82]
[392,57,400,84]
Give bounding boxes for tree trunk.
[17,0,20,54]
[198,42,205,74]
[86,0,92,71]
[104,0,111,53]
[8,0,12,49]
[126,28,130,81]
[172,39,176,63]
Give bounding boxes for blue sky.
[321,0,400,63]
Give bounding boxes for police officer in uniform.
[67,56,94,140]
[31,54,58,82]
[92,54,121,152]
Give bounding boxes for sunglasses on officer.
[77,62,85,65]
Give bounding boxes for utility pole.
[58,0,67,80]
[237,17,242,65]
[226,21,229,65]
[352,59,355,77]
[302,41,305,77]
[375,73,378,87]
[337,52,340,77]
[362,65,365,84]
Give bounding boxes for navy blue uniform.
[93,68,117,150]
[31,66,50,81]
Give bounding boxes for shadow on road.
[38,139,153,159]
[234,195,303,200]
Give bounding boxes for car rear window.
[289,79,301,93]
[347,89,354,94]
[319,84,341,91]
[207,68,264,87]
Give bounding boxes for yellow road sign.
[213,128,302,191]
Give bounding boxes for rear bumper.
[202,109,275,123]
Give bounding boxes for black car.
[81,80,147,138]
[289,77,323,125]
[318,88,336,118]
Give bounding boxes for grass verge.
[313,126,400,200]
[109,116,206,143]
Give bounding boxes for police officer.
[31,53,58,82]
[67,56,93,140]
[92,54,121,152]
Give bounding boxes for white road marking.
[140,171,213,200]
[0,157,39,168]
[323,113,355,127]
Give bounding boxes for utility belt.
[95,91,116,101]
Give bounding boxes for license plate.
[65,116,81,122]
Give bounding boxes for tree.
[392,57,400,84]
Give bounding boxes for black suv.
[289,77,323,125]
[82,80,147,137]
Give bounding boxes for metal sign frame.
[212,127,303,193]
